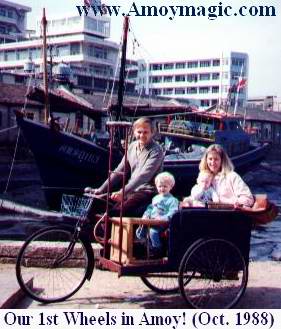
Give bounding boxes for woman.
[199,144,254,208]
[86,117,164,216]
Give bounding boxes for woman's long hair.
[199,144,234,175]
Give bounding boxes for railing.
[158,123,215,140]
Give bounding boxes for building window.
[231,72,237,80]
[212,72,220,80]
[56,45,69,57]
[212,86,219,93]
[175,62,185,69]
[199,87,209,94]
[6,50,16,61]
[187,61,198,68]
[199,73,210,81]
[77,75,92,87]
[186,74,198,82]
[17,49,29,60]
[152,89,161,96]
[139,64,146,72]
[201,99,210,107]
[152,76,162,83]
[163,88,173,95]
[67,16,81,25]
[212,59,220,66]
[7,26,13,34]
[85,17,98,31]
[163,76,173,82]
[232,58,245,66]
[186,87,197,94]
[175,75,185,82]
[93,47,107,59]
[0,51,4,61]
[87,45,94,57]
[70,43,80,55]
[164,63,174,70]
[0,8,6,17]
[7,10,13,18]
[151,64,162,70]
[175,88,185,95]
[200,60,211,67]
[29,48,40,59]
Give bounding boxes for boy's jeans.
[136,225,165,250]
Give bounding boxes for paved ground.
[1,261,281,309]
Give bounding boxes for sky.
[15,0,281,98]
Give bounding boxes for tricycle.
[15,122,277,309]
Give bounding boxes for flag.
[237,78,247,91]
[229,78,247,93]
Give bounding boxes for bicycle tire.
[141,273,179,294]
[16,225,92,303]
[178,238,248,309]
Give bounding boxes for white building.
[137,52,248,109]
[0,0,31,43]
[0,0,137,93]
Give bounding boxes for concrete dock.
[1,260,281,309]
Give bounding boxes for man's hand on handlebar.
[110,191,123,203]
[84,187,101,195]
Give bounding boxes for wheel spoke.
[16,226,90,303]
[141,272,179,294]
[179,239,248,309]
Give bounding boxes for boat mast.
[116,16,129,121]
[42,8,50,124]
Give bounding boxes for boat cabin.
[158,111,250,157]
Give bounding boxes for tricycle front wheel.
[16,226,92,303]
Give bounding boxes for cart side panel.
[168,209,252,268]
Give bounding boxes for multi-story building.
[0,0,31,43]
[137,52,248,108]
[0,0,135,93]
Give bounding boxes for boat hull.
[16,115,270,209]
[17,114,122,209]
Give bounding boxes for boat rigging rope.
[133,88,143,118]
[0,125,17,134]
[4,72,34,194]
[22,72,33,112]
[127,23,154,119]
[105,41,122,121]
[3,127,21,194]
